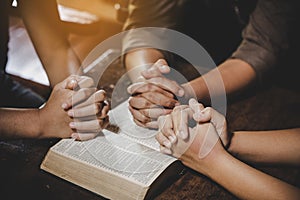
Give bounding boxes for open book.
[41,101,184,200]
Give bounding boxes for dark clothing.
[123,0,299,84]
[0,0,45,108]
[0,0,10,71]
[232,0,300,83]
[0,71,45,108]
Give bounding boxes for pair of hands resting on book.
[39,75,109,140]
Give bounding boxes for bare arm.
[19,0,81,86]
[183,58,257,102]
[229,128,300,166]
[127,53,256,103]
[0,76,109,140]
[0,108,41,139]
[156,103,300,200]
[0,77,77,139]
[201,150,300,200]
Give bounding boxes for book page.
[109,101,160,151]
[51,130,176,186]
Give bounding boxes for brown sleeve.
[231,0,297,83]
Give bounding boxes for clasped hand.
[127,59,185,129]
[155,99,231,173]
[39,75,109,140]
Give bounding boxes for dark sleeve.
[231,0,297,82]
[0,0,10,71]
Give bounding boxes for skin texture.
[19,0,81,87]
[126,49,256,128]
[0,76,109,140]
[156,101,300,200]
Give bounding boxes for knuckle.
[140,115,149,123]
[142,99,151,108]
[206,107,213,115]
[140,109,148,117]
[146,84,152,91]
[83,89,90,98]
[128,97,134,105]
[173,106,184,112]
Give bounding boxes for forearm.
[228,128,300,166]
[43,47,81,86]
[20,0,81,86]
[204,151,300,200]
[125,48,165,82]
[182,59,256,102]
[0,108,41,139]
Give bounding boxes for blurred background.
[6,0,127,86]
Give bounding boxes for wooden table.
[1,63,299,199]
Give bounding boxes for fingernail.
[168,135,177,144]
[189,98,197,104]
[62,103,68,109]
[163,140,172,149]
[69,122,75,128]
[70,79,77,87]
[178,89,184,97]
[159,65,169,71]
[68,110,74,117]
[71,133,77,139]
[162,148,172,155]
[136,76,145,82]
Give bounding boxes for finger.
[62,75,81,89]
[99,101,110,119]
[77,76,95,89]
[193,107,228,146]
[141,92,178,108]
[69,119,102,132]
[155,130,172,149]
[172,105,191,140]
[68,103,103,118]
[158,115,177,143]
[140,108,173,119]
[159,145,172,155]
[133,118,147,128]
[63,88,97,110]
[202,107,226,136]
[147,77,184,97]
[64,78,78,90]
[127,82,174,98]
[141,59,170,79]
[72,88,97,106]
[128,96,156,109]
[71,132,99,141]
[63,75,94,90]
[198,123,220,159]
[145,121,158,129]
[188,99,205,121]
[193,107,225,126]
[128,106,151,124]
[74,90,106,109]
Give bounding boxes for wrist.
[37,107,46,138]
[193,146,228,177]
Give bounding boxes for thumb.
[141,59,170,79]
